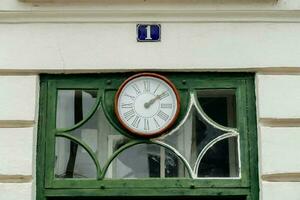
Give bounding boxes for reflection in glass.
[55,137,97,179]
[198,89,236,128]
[162,90,239,178]
[56,90,97,129]
[64,106,128,160]
[197,137,239,177]
[55,104,128,178]
[162,108,225,170]
[105,144,189,179]
[54,89,239,179]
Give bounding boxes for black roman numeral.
[124,93,135,100]
[124,109,135,121]
[131,116,141,128]
[144,118,149,131]
[157,110,169,121]
[144,80,150,92]
[159,92,169,100]
[121,103,133,109]
[153,117,160,128]
[132,84,141,95]
[160,103,172,109]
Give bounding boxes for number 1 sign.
[137,24,161,42]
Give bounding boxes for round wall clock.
[115,73,180,138]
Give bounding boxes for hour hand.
[144,92,166,108]
[144,98,156,108]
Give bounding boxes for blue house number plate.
[137,24,161,42]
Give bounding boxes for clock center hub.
[134,93,160,118]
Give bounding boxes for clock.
[115,73,180,138]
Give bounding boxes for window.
[37,73,258,200]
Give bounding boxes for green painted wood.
[36,77,48,200]
[51,178,244,189]
[44,80,58,188]
[44,188,250,197]
[245,77,260,200]
[236,81,251,187]
[37,73,259,200]
[47,197,247,200]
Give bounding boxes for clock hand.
[144,97,158,108]
[144,92,166,108]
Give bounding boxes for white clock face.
[115,74,180,137]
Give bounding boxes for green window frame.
[37,73,259,200]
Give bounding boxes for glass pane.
[56,101,128,179]
[197,89,236,127]
[56,90,97,129]
[162,90,239,178]
[55,137,97,179]
[55,89,239,179]
[64,105,128,168]
[197,137,239,177]
[162,108,226,169]
[105,144,190,179]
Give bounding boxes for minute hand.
[144,92,166,108]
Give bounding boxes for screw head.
[106,80,112,85]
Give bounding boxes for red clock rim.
[114,72,181,139]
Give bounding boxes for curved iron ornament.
[56,89,102,133]
[160,91,238,138]
[100,140,195,179]
[193,134,239,176]
[158,91,240,179]
[153,140,195,179]
[56,133,102,179]
[101,90,136,139]
[191,91,240,176]
[192,91,238,133]
[54,90,240,180]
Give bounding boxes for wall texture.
[0,76,38,200]
[0,0,300,200]
[257,75,300,200]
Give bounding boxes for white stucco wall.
[257,74,300,200]
[2,23,300,71]
[0,76,38,200]
[1,0,300,200]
